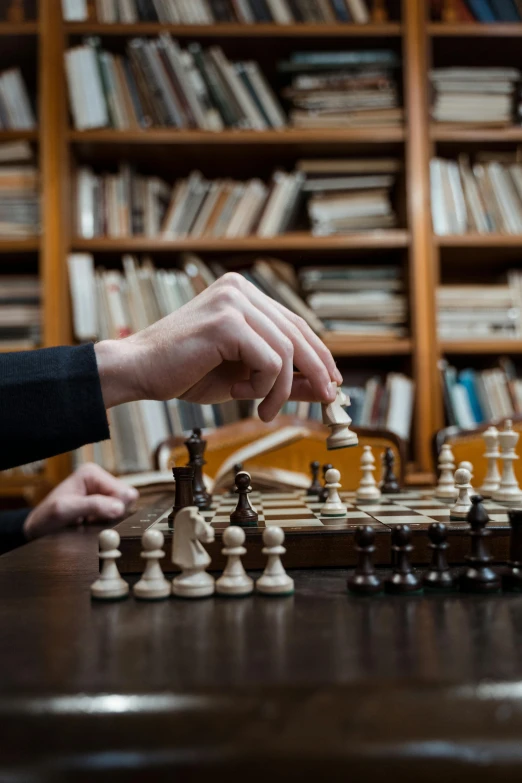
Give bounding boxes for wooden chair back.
[156,415,406,491]
[434,416,522,488]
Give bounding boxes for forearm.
[0,344,110,470]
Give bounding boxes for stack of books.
[431,0,522,22]
[0,68,36,130]
[431,154,522,235]
[299,157,399,234]
[440,358,522,429]
[437,275,522,341]
[430,67,520,126]
[63,0,375,23]
[65,35,286,131]
[279,49,402,129]
[0,164,40,238]
[75,166,303,238]
[0,276,41,350]
[75,157,400,239]
[299,264,407,338]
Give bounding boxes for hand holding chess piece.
[322,386,358,451]
[91,530,129,601]
[171,506,215,598]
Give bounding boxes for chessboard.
[114,488,512,574]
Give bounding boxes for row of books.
[280,49,402,129]
[431,0,522,22]
[437,274,522,341]
[65,36,285,131]
[0,68,35,131]
[63,0,376,23]
[0,162,40,238]
[67,252,408,342]
[430,67,521,127]
[0,275,41,350]
[75,157,400,238]
[431,154,522,235]
[440,358,522,430]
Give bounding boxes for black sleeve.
[0,509,29,554]
[0,344,110,470]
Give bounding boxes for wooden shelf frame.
[15,0,522,493]
[65,22,403,37]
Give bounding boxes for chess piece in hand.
[23,463,138,541]
[94,273,342,423]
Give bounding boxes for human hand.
[23,463,139,541]
[94,272,342,422]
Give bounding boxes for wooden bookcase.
[3,0,522,498]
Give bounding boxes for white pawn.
[492,419,522,506]
[434,444,458,502]
[256,527,294,596]
[216,526,253,597]
[90,529,129,601]
[133,529,171,601]
[355,446,381,504]
[480,425,501,498]
[450,467,473,520]
[458,460,475,494]
[321,467,348,517]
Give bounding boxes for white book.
[67,253,98,341]
[256,171,289,237]
[96,0,117,22]
[452,383,477,429]
[385,374,415,441]
[264,0,293,23]
[487,163,522,234]
[0,70,35,129]
[137,399,171,456]
[65,46,109,130]
[430,159,450,236]
[190,181,222,237]
[447,160,467,234]
[76,167,97,238]
[61,0,88,19]
[118,0,138,22]
[160,35,208,130]
[243,62,287,129]
[345,0,370,23]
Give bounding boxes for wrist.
[94,339,141,409]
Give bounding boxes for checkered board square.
[151,489,511,534]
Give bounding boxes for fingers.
[227,322,284,403]
[78,463,139,506]
[219,273,342,387]
[23,494,126,540]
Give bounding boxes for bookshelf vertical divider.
[40,0,71,487]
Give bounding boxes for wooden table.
[2,518,522,781]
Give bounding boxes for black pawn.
[460,496,500,593]
[307,461,322,497]
[318,463,333,504]
[385,525,422,595]
[504,509,522,592]
[185,429,212,511]
[347,525,383,595]
[230,471,258,527]
[167,466,194,529]
[381,448,400,494]
[423,523,456,591]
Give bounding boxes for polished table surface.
[3,516,522,781]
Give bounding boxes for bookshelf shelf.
[441,341,522,354]
[68,128,405,145]
[431,126,522,143]
[428,23,522,37]
[322,335,412,357]
[64,22,403,37]
[436,234,522,247]
[0,23,38,36]
[0,130,38,142]
[0,239,39,253]
[71,232,410,253]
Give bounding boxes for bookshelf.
[5,0,522,497]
